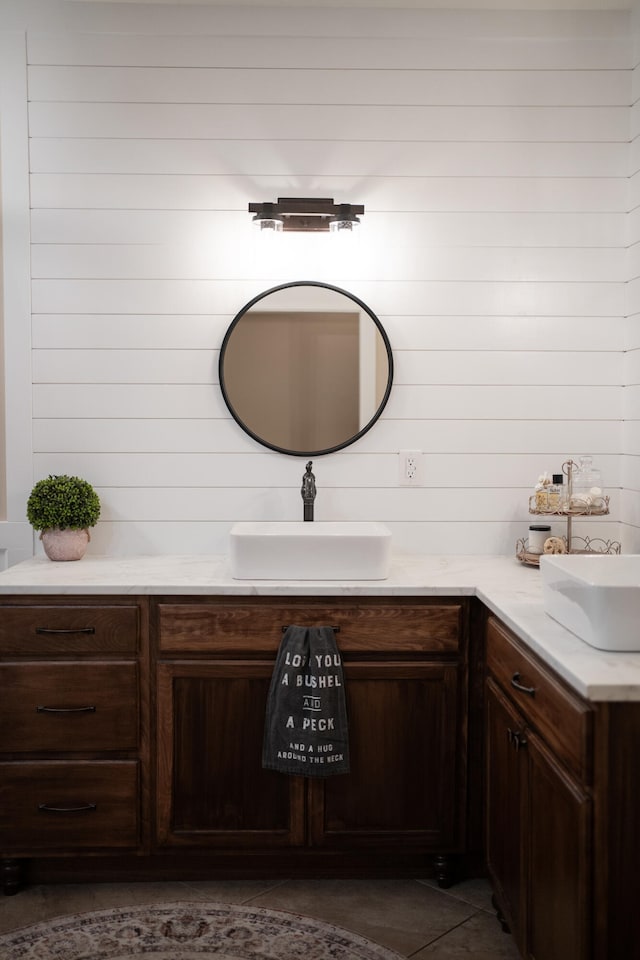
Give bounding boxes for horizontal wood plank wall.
[625,2,640,554]
[27,5,628,556]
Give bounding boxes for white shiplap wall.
[0,28,35,567]
[21,3,628,556]
[626,0,640,553]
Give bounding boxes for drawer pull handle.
[36,705,97,715]
[38,802,97,814]
[35,627,96,635]
[281,625,340,633]
[511,672,535,696]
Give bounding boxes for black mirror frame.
[218,280,394,457]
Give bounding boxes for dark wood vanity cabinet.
[0,597,147,894]
[485,679,591,960]
[485,616,592,960]
[153,597,470,875]
[0,592,472,889]
[3,588,640,957]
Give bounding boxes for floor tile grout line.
[175,878,292,903]
[405,908,483,958]
[240,879,293,904]
[415,878,497,915]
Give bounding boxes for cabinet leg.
[433,855,456,888]
[2,859,24,896]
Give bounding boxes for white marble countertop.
[0,552,637,702]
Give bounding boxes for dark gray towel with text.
[262,625,350,777]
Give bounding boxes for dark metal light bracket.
[249,197,364,232]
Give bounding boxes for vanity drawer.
[486,617,591,782]
[156,599,463,655]
[0,604,139,656]
[0,761,139,852]
[0,662,139,753]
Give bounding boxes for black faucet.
[301,461,316,522]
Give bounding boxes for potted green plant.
[26,474,101,561]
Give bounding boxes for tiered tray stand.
[516,459,621,566]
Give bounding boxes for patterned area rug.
[0,899,405,959]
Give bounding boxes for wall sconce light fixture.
[249,197,364,234]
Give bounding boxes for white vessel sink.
[229,521,392,580]
[540,554,640,651]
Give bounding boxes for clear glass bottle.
[547,474,564,512]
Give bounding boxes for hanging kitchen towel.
[262,625,350,777]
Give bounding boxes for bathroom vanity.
[0,590,474,890]
[154,597,469,868]
[0,554,639,960]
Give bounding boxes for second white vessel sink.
[229,521,392,580]
[540,554,640,651]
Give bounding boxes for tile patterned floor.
[0,877,521,958]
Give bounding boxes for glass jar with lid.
[570,456,603,512]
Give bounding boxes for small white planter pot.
[40,528,91,561]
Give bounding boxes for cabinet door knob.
[511,672,536,696]
[38,802,97,814]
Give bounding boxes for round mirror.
[219,281,393,457]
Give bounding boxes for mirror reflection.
[219,282,393,456]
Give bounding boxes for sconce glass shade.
[329,218,359,234]
[252,202,284,232]
[329,203,360,233]
[329,203,361,233]
[254,217,284,233]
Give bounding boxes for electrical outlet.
[399,450,422,486]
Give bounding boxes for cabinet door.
[485,677,526,947]
[525,730,590,960]
[156,662,304,848]
[308,662,463,850]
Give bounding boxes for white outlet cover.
[399,450,422,486]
